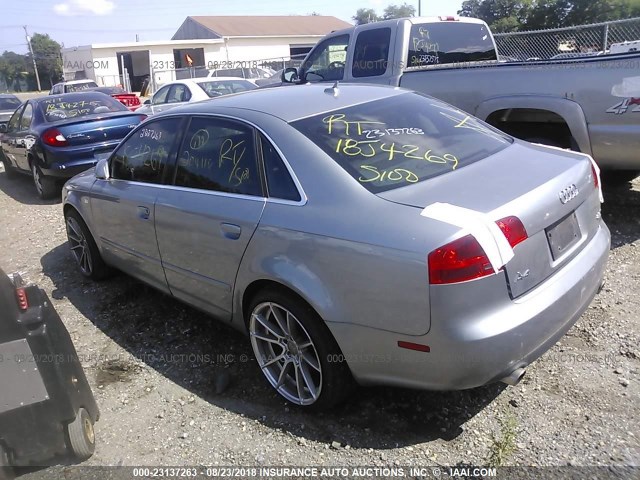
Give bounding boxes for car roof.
[55,79,97,86]
[192,77,251,83]
[160,83,407,122]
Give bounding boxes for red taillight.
[15,287,28,311]
[428,216,528,285]
[439,15,459,21]
[591,162,599,189]
[428,234,493,285]
[398,341,430,352]
[42,128,68,147]
[496,216,528,248]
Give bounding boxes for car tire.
[66,408,96,461]
[0,444,14,480]
[248,287,355,411]
[65,209,112,280]
[31,163,57,199]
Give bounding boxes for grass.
[487,410,519,467]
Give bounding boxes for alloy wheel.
[66,217,93,276]
[250,302,322,405]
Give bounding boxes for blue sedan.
[0,92,145,198]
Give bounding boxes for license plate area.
[546,212,581,261]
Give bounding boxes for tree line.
[0,33,63,91]
[353,1,640,31]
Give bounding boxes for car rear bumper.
[42,155,110,178]
[328,221,610,391]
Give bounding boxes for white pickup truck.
[281,16,640,179]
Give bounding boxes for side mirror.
[143,99,151,105]
[95,158,110,180]
[282,67,299,84]
[0,124,6,133]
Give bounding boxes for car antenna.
[324,81,340,97]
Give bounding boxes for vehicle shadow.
[601,178,640,249]
[0,169,61,206]
[41,243,504,450]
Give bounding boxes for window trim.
[7,104,25,132]
[156,113,307,205]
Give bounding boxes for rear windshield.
[0,97,21,110]
[66,81,98,92]
[198,80,257,97]
[291,92,512,193]
[40,94,127,122]
[407,22,497,68]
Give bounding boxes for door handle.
[220,223,241,240]
[137,206,150,220]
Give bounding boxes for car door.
[0,105,25,171]
[89,117,185,293]
[13,103,36,171]
[154,116,266,319]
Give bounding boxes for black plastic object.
[0,268,98,468]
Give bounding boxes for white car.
[49,79,99,95]
[137,77,257,116]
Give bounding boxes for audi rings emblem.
[559,184,579,204]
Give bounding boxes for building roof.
[180,15,352,38]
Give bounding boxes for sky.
[0,0,463,53]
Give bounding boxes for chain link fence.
[494,17,640,61]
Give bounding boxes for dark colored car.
[89,86,142,111]
[0,268,98,475]
[0,92,145,199]
[0,95,22,129]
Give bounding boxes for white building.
[61,15,351,92]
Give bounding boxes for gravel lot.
[0,164,638,474]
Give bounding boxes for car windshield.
[291,92,512,193]
[0,97,21,110]
[66,81,98,92]
[39,93,128,122]
[198,80,258,97]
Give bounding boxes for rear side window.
[260,135,301,202]
[407,22,497,68]
[291,92,511,193]
[352,28,391,78]
[111,118,181,183]
[173,117,262,196]
[19,104,33,130]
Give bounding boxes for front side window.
[111,118,181,183]
[302,34,349,82]
[352,28,391,78]
[173,117,262,196]
[292,92,511,193]
[407,22,497,68]
[152,85,171,105]
[7,106,24,132]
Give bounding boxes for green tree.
[353,7,380,24]
[0,51,31,91]
[29,33,63,89]
[383,2,417,19]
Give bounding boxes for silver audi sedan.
[62,84,610,410]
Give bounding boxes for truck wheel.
[66,408,96,461]
[65,210,112,280]
[0,444,14,480]
[248,287,355,411]
[31,163,57,199]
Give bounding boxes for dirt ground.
[0,165,638,475]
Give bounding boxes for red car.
[90,86,142,111]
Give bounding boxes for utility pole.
[23,26,42,92]
[418,0,422,16]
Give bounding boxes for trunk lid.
[47,113,142,147]
[378,141,601,297]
